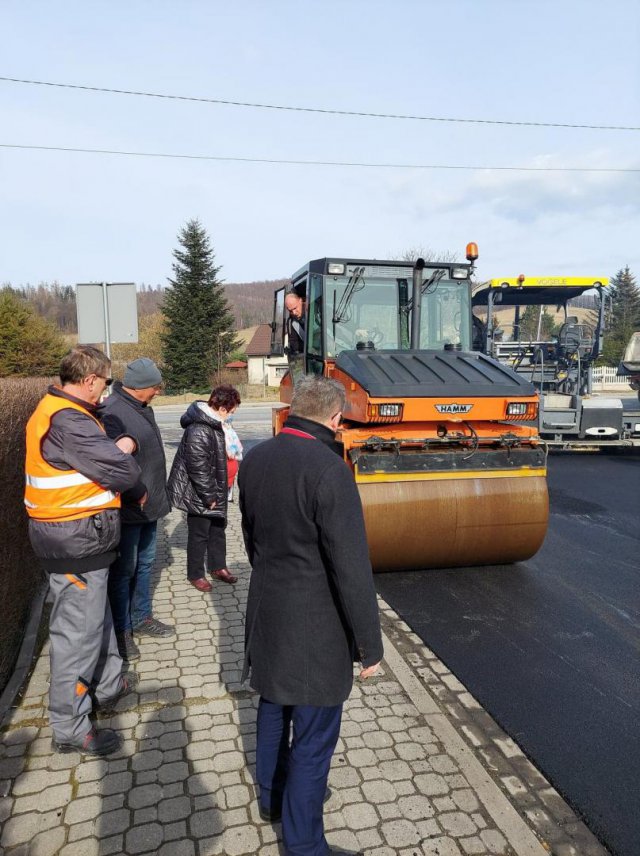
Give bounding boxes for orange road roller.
[270,249,548,571]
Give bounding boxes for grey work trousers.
[48,567,123,743]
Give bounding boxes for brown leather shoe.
[210,568,237,585]
[189,577,212,592]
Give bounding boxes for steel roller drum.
[358,474,549,571]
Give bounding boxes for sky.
[1,0,639,288]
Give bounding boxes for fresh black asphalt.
[375,450,640,856]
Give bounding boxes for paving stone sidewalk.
[0,494,609,855]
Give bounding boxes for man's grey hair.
[290,376,346,422]
[59,346,111,385]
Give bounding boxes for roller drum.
[359,475,548,571]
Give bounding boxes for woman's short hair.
[59,346,111,385]
[209,384,242,411]
[290,376,345,422]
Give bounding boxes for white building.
[245,324,288,387]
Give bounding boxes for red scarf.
[281,427,316,440]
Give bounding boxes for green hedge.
[0,378,51,693]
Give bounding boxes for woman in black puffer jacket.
[167,385,241,592]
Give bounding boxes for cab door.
[305,273,325,375]
[270,287,285,356]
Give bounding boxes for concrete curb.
[381,629,548,856]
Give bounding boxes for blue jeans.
[257,697,342,855]
[108,521,158,634]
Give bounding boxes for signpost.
[76,282,138,359]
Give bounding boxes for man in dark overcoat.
[239,375,383,856]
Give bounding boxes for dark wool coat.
[100,382,170,524]
[238,414,383,707]
[167,401,228,519]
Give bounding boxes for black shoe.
[94,671,140,711]
[53,727,122,756]
[258,787,332,823]
[258,803,281,823]
[116,630,140,661]
[133,616,175,637]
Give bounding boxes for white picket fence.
[592,366,629,390]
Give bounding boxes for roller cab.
[272,253,549,571]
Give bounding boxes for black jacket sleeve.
[101,409,147,503]
[47,409,142,494]
[314,460,384,668]
[101,410,126,440]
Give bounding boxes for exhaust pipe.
[410,258,425,350]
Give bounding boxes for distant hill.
[2,278,287,333]
[135,279,284,329]
[138,279,286,328]
[224,279,287,329]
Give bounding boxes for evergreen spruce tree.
[161,220,237,391]
[601,266,640,365]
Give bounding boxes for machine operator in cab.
[284,289,306,356]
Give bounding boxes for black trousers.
[186,514,226,579]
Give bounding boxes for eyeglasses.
[96,376,113,386]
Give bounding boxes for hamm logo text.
[435,403,473,414]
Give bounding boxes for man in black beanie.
[101,358,174,661]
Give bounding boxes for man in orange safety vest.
[24,345,143,756]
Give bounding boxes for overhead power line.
[2,143,639,172]
[1,75,639,132]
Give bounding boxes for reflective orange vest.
[24,393,121,522]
